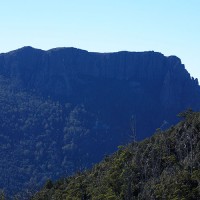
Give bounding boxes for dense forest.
[33,111,200,200]
[0,76,117,198]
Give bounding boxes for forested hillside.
[0,47,200,196]
[0,76,115,197]
[33,111,200,200]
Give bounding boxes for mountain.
[1,47,200,137]
[0,47,200,196]
[33,111,200,200]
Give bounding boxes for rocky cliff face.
[0,48,189,91]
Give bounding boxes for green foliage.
[0,190,6,200]
[33,111,200,200]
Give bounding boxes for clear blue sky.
[0,0,200,80]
